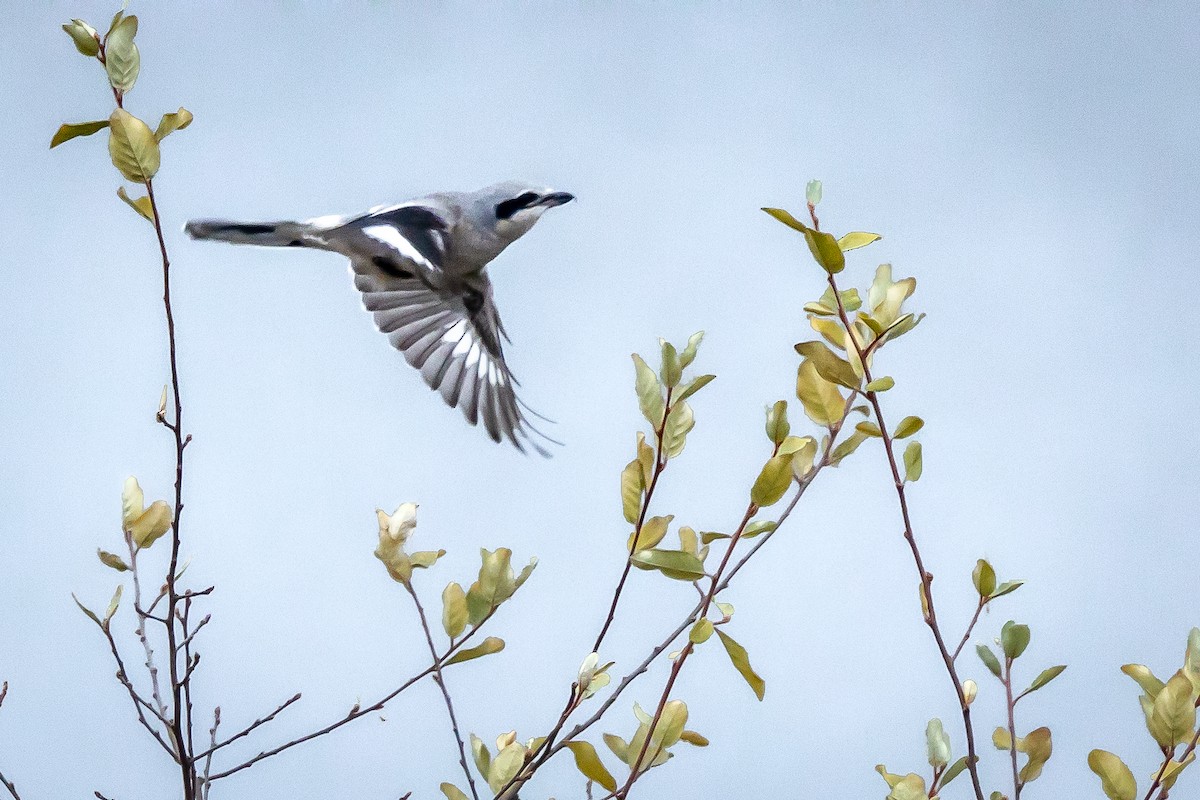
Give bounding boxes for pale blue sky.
[2,2,1199,798]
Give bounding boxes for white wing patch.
[363,224,436,270]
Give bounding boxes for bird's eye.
[495,192,540,220]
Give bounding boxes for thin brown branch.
[404,582,480,800]
[951,598,987,663]
[824,267,987,800]
[99,622,177,759]
[1003,659,1021,799]
[194,695,300,762]
[207,609,497,782]
[0,770,19,800]
[127,537,169,720]
[201,707,220,800]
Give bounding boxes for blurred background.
[2,2,1199,798]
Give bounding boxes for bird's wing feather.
[352,254,552,455]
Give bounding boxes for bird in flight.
[185,181,574,455]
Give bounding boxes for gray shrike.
[185,180,574,455]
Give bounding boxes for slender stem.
[144,179,196,800]
[0,773,20,800]
[403,581,479,800]
[202,708,220,800]
[951,598,987,663]
[207,610,497,782]
[615,504,758,798]
[1003,659,1021,799]
[1143,747,1176,800]
[127,537,170,721]
[824,268,986,800]
[592,387,673,654]
[194,694,301,761]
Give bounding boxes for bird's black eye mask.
[495,192,540,220]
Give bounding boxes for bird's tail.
[184,218,330,249]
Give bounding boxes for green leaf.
[50,120,109,149]
[631,353,665,427]
[805,179,822,205]
[977,644,1001,677]
[565,740,617,791]
[992,726,1012,751]
[751,453,794,507]
[487,743,525,794]
[940,756,969,788]
[894,415,924,439]
[62,19,100,56]
[117,186,155,223]
[445,636,505,666]
[838,231,882,251]
[804,228,846,274]
[715,629,765,700]
[765,400,790,444]
[439,783,469,800]
[129,500,173,549]
[972,559,996,597]
[804,301,836,316]
[630,549,706,581]
[866,376,894,392]
[761,207,809,233]
[97,549,129,572]
[856,421,882,437]
[742,519,776,539]
[602,733,629,764]
[1025,665,1067,695]
[903,440,923,482]
[794,340,859,389]
[659,341,682,388]
[104,15,140,93]
[679,730,709,746]
[1087,749,1136,800]
[689,618,714,644]
[829,430,868,467]
[470,734,491,779]
[441,582,467,639]
[1001,621,1031,660]
[796,359,845,426]
[925,718,951,768]
[990,580,1024,599]
[675,373,715,403]
[108,109,160,182]
[154,107,194,142]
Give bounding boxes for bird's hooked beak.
[538,191,575,207]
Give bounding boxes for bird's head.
[482,180,575,244]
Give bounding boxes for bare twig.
[98,623,176,758]
[951,598,987,663]
[127,537,169,720]
[1002,658,1021,799]
[823,254,987,800]
[404,582,480,800]
[194,695,300,762]
[206,609,498,782]
[0,772,18,800]
[201,707,220,800]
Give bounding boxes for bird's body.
[185,181,574,455]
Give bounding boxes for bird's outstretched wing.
[344,207,553,455]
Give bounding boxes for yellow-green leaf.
[445,636,505,666]
[632,353,665,426]
[129,500,172,549]
[121,476,144,528]
[972,559,996,597]
[630,549,705,581]
[620,458,644,524]
[1121,664,1165,698]
[72,593,102,627]
[796,358,845,427]
[104,15,140,92]
[795,340,859,389]
[97,549,129,572]
[662,399,695,459]
[679,330,704,368]
[761,207,809,233]
[804,228,846,274]
[675,373,715,403]
[1148,671,1197,747]
[838,231,882,251]
[1087,749,1136,800]
[1018,726,1052,783]
[978,645,1001,677]
[629,515,672,552]
[904,440,923,482]
[487,743,525,794]
[866,376,895,392]
[750,453,793,507]
[715,629,765,700]
[1001,620,1031,660]
[62,19,100,56]
[1026,665,1066,694]
[765,400,790,444]
[154,108,194,142]
[108,109,160,182]
[439,783,469,800]
[470,734,491,779]
[117,186,155,223]
[565,740,617,791]
[659,341,681,388]
[602,733,629,764]
[689,618,714,644]
[894,415,925,439]
[925,718,951,768]
[50,120,109,149]
[679,730,709,746]
[992,727,1012,751]
[441,582,467,639]
[829,430,868,467]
